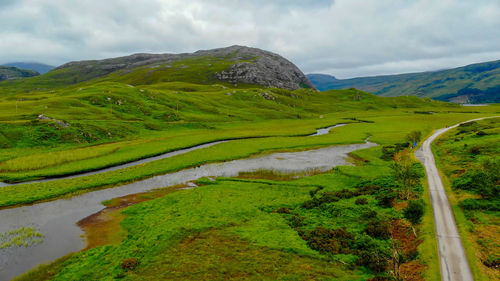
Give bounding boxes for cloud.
[0,0,499,78]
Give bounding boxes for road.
[416,117,498,281]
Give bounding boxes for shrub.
[302,227,355,255]
[470,146,481,155]
[355,197,368,205]
[404,200,425,225]
[365,218,390,239]
[460,199,500,211]
[405,130,422,144]
[275,207,291,214]
[376,188,397,208]
[121,258,139,271]
[289,214,305,228]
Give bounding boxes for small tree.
[392,158,421,199]
[404,199,425,237]
[405,130,422,145]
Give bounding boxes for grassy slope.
[433,118,500,281]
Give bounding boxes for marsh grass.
[0,145,119,172]
[0,226,44,249]
[237,168,326,181]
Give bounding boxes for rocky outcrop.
[54,45,315,90]
[213,46,315,90]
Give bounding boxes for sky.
[1,0,500,78]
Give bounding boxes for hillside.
[0,66,39,81]
[1,46,314,92]
[3,62,54,74]
[308,59,500,103]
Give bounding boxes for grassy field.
[433,118,500,281]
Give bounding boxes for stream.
[0,124,367,280]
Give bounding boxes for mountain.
[308,59,500,103]
[3,62,54,74]
[0,66,39,81]
[37,45,314,90]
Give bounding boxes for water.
[461,104,489,107]
[308,124,346,136]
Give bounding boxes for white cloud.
[0,0,499,78]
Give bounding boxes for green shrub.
[403,200,425,225]
[355,197,368,205]
[121,258,139,271]
[365,218,390,239]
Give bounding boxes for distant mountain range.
[0,66,39,81]
[308,59,500,103]
[3,62,54,74]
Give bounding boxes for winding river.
[0,124,371,280]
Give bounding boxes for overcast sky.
[1,0,500,78]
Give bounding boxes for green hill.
[0,66,39,81]
[308,59,500,103]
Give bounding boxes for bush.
[121,258,139,271]
[453,165,499,199]
[275,207,291,214]
[289,214,305,228]
[301,189,355,209]
[460,199,500,211]
[404,200,425,225]
[470,146,481,155]
[355,197,368,205]
[302,227,355,255]
[376,188,397,208]
[405,130,422,144]
[365,218,390,239]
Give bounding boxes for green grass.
[0,226,44,249]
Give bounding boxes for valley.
[0,46,498,281]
